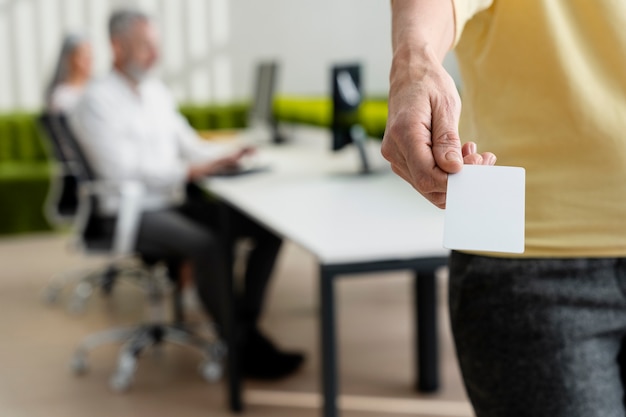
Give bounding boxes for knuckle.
[384,116,408,143]
[413,173,438,195]
[433,129,461,150]
[463,154,482,165]
[380,137,395,161]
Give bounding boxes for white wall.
[0,0,459,112]
[229,0,393,99]
[0,0,231,110]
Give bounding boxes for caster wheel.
[67,297,87,315]
[212,341,227,360]
[42,285,62,305]
[199,360,223,382]
[110,354,137,392]
[110,370,134,392]
[67,282,93,314]
[70,353,89,375]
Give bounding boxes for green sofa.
[274,96,388,139]
[0,113,52,235]
[0,98,388,236]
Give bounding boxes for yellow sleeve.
[451,0,494,45]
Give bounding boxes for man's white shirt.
[70,70,228,215]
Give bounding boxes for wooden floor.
[0,232,473,417]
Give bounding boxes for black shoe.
[242,329,305,380]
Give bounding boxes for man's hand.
[381,47,495,209]
[188,146,257,179]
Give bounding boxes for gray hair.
[45,32,89,107]
[108,9,150,39]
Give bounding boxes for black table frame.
[219,202,448,417]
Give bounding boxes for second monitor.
[331,63,373,174]
[248,61,285,144]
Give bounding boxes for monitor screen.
[248,61,279,130]
[331,63,362,151]
[247,61,286,144]
[330,63,376,175]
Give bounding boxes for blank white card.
[443,165,525,254]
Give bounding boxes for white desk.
[204,126,449,417]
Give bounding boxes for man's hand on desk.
[188,146,257,180]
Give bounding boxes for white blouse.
[49,84,85,114]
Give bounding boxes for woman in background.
[45,33,92,114]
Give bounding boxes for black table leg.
[414,268,439,392]
[218,203,243,412]
[320,265,339,417]
[319,260,443,417]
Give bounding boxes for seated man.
[69,8,303,379]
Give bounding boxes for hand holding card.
[443,165,526,254]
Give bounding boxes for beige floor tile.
[0,232,472,416]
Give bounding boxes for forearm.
[383,0,495,209]
[390,0,455,68]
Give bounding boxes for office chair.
[40,113,225,391]
[39,113,126,313]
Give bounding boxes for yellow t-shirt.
[452,0,626,257]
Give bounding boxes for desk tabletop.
[203,126,448,265]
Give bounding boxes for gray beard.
[124,62,151,84]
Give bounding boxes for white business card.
[443,165,525,254]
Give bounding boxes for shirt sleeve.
[451,0,494,45]
[150,79,232,164]
[173,113,232,164]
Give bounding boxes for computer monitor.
[331,63,372,174]
[248,61,285,144]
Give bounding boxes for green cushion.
[0,115,15,163]
[228,103,250,129]
[0,111,53,235]
[274,96,388,138]
[208,108,234,130]
[0,163,52,235]
[10,113,48,162]
[179,103,250,130]
[360,101,388,139]
[0,113,49,163]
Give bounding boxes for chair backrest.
[39,113,68,162]
[62,115,118,246]
[41,112,183,270]
[38,113,80,220]
[56,115,98,182]
[39,112,116,249]
[49,115,174,263]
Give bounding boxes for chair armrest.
[76,180,146,256]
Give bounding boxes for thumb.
[431,99,462,174]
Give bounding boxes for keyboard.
[210,164,270,177]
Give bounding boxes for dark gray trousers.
[449,251,626,417]
[134,190,282,336]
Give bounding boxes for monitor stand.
[272,124,288,145]
[350,125,377,175]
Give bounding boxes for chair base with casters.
[42,257,144,314]
[38,113,144,315]
[69,260,226,392]
[38,113,225,391]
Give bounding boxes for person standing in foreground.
[383,1,626,416]
[70,9,304,380]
